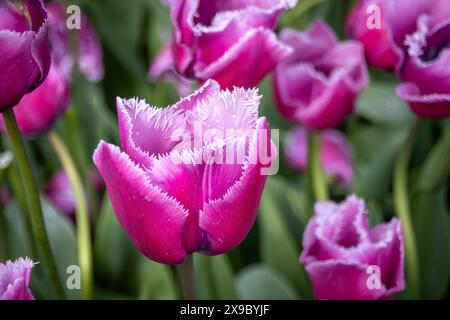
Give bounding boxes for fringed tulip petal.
[0,257,35,300]
[300,195,405,300]
[93,141,190,264]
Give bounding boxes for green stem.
[49,132,93,300]
[3,109,65,299]
[179,255,197,300]
[394,122,420,299]
[7,163,38,259]
[308,131,329,202]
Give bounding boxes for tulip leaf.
[194,254,238,300]
[357,82,415,126]
[4,199,79,299]
[412,187,450,299]
[235,264,299,300]
[259,177,312,298]
[415,124,450,192]
[352,125,409,198]
[94,195,138,289]
[133,257,178,300]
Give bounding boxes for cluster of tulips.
[0,0,449,300]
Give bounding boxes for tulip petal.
[396,82,450,118]
[305,260,386,300]
[93,141,190,264]
[0,257,35,300]
[117,80,220,169]
[201,117,275,255]
[195,27,293,89]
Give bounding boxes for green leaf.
[236,264,299,300]
[133,257,178,300]
[5,199,79,299]
[357,82,415,126]
[353,125,409,198]
[415,125,450,192]
[259,177,312,298]
[194,254,238,300]
[412,188,450,299]
[87,0,146,80]
[94,195,137,289]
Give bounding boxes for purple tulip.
[300,196,405,300]
[272,20,369,130]
[284,127,354,187]
[148,43,194,97]
[164,0,296,89]
[0,0,51,111]
[0,257,35,300]
[93,80,276,264]
[347,0,450,118]
[47,2,103,82]
[396,8,450,118]
[44,168,103,218]
[0,63,70,136]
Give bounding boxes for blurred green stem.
[3,109,65,299]
[7,164,38,259]
[308,131,329,204]
[394,121,420,299]
[179,255,197,300]
[49,131,93,300]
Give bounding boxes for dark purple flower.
[164,0,297,89]
[0,0,51,111]
[300,196,405,300]
[273,20,369,130]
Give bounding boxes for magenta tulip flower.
[148,43,194,97]
[0,63,70,136]
[272,20,369,130]
[0,257,35,300]
[0,0,51,111]
[47,2,103,82]
[300,196,405,300]
[93,80,276,264]
[164,0,297,89]
[396,8,450,118]
[347,0,450,118]
[44,168,103,218]
[284,127,354,187]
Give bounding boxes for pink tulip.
[284,127,354,187]
[347,0,450,118]
[148,43,194,97]
[0,0,51,111]
[0,63,70,136]
[0,257,35,300]
[44,168,103,218]
[46,2,104,82]
[93,80,276,264]
[300,196,405,300]
[273,20,369,130]
[163,0,296,89]
[396,8,450,118]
